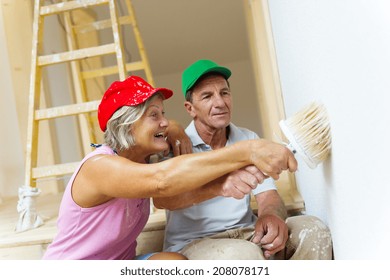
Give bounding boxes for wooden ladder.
[16,0,154,232]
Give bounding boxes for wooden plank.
[250,189,305,215]
[108,0,127,80]
[81,61,145,79]
[0,245,47,260]
[244,0,304,210]
[39,0,109,16]
[24,0,45,188]
[73,16,133,33]
[71,8,106,146]
[0,194,167,257]
[32,162,80,179]
[125,0,154,85]
[0,193,62,250]
[35,100,99,120]
[38,44,116,66]
[63,10,95,155]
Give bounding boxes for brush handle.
[279,120,317,169]
[285,143,297,154]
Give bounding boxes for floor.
[0,192,60,259]
[0,192,166,260]
[0,187,303,260]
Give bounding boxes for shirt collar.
[185,121,241,147]
[185,121,206,147]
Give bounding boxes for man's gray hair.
[104,93,163,152]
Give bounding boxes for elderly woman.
[42,76,297,260]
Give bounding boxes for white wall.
[268,0,390,259]
[0,8,25,200]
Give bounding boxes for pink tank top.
[43,145,150,259]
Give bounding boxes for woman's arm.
[74,139,296,207]
[153,176,226,210]
[153,165,266,210]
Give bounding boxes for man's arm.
[256,189,287,220]
[252,190,289,259]
[153,165,266,210]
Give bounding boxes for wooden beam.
[38,44,116,66]
[39,0,109,16]
[32,162,79,179]
[73,16,133,33]
[35,100,99,121]
[244,0,304,211]
[81,61,145,79]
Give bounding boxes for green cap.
[182,59,231,98]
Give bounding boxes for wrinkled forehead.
[145,93,165,109]
[192,74,229,92]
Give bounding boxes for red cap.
[98,76,173,131]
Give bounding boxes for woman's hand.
[249,139,297,180]
[165,120,192,156]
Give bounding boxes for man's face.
[185,74,232,130]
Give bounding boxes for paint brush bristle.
[279,102,332,169]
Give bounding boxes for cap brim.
[187,66,231,93]
[155,87,173,100]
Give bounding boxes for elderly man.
[154,59,332,260]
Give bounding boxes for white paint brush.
[279,102,332,169]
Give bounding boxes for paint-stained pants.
[179,215,333,260]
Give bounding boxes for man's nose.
[213,94,225,106]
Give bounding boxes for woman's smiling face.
[131,95,169,157]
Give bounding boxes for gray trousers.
[179,215,333,260]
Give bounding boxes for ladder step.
[35,100,100,121]
[74,16,133,33]
[40,0,109,16]
[82,61,145,79]
[32,162,80,179]
[38,44,116,66]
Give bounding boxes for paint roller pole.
[15,186,44,232]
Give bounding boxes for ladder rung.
[40,0,109,16]
[81,61,145,79]
[38,44,116,66]
[32,162,80,179]
[74,16,133,33]
[35,100,100,121]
